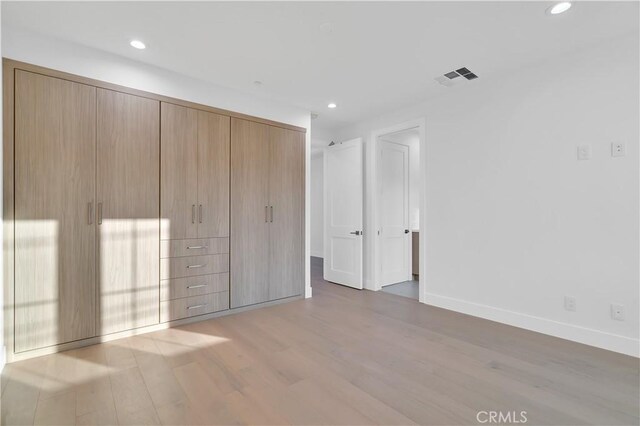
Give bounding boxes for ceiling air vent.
[435,67,479,87]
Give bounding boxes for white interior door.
[324,138,363,289]
[378,140,410,286]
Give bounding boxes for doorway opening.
[372,120,425,301]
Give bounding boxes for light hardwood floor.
[2,257,638,425]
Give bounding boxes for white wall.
[2,26,314,299]
[310,153,324,258]
[309,123,335,259]
[336,34,639,356]
[0,5,4,372]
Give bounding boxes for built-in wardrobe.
[230,119,304,308]
[3,60,305,361]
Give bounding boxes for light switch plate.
[564,296,576,312]
[611,304,625,321]
[611,142,626,157]
[577,145,592,160]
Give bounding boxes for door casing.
[369,118,426,302]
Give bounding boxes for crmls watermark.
[476,411,528,424]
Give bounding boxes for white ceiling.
[3,2,638,130]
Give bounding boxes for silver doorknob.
[350,230,362,236]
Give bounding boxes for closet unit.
[13,72,161,351]
[4,59,305,361]
[14,70,98,353]
[231,118,305,308]
[97,89,160,335]
[160,103,230,322]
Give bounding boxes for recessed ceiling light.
[547,2,572,15]
[327,103,337,109]
[130,40,146,49]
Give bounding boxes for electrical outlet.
[611,142,626,158]
[564,296,576,312]
[611,304,625,321]
[577,145,592,160]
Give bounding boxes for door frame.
[369,118,426,303]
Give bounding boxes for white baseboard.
[310,251,323,258]
[425,292,639,357]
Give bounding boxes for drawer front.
[160,292,229,322]
[161,238,229,258]
[160,254,229,280]
[160,273,229,301]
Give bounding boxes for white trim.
[369,118,426,298]
[310,251,324,258]
[425,292,640,357]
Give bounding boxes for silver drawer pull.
[187,284,207,289]
[186,245,208,250]
[186,264,206,269]
[187,304,207,310]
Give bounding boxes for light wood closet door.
[14,70,97,352]
[197,111,230,238]
[97,89,160,335]
[268,127,305,300]
[161,103,198,240]
[231,118,270,308]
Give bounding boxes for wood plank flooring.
[1,257,638,425]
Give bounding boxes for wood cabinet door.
[97,89,160,335]
[161,103,198,240]
[14,70,97,352]
[268,127,305,300]
[230,118,270,308]
[197,111,230,238]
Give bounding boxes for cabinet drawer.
[160,254,229,280]
[160,292,229,322]
[160,273,229,301]
[161,238,229,258]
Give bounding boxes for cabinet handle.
[88,202,93,225]
[187,284,207,289]
[187,245,208,250]
[186,264,206,269]
[265,206,268,223]
[199,204,203,223]
[192,205,196,224]
[270,206,274,223]
[98,202,103,225]
[187,304,207,310]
